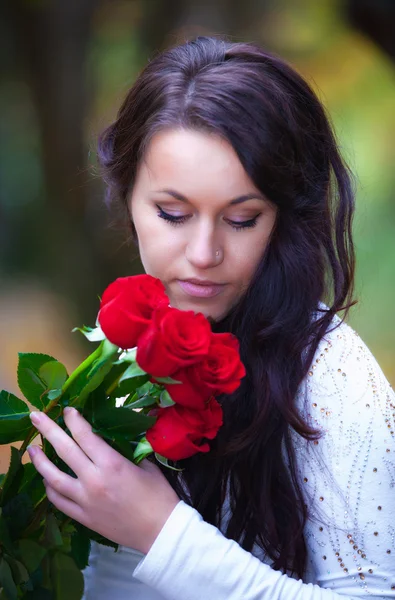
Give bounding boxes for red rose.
[136,306,212,377]
[197,333,246,394]
[98,275,168,349]
[146,398,223,460]
[165,332,246,407]
[163,367,211,409]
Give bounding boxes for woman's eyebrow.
[154,188,267,205]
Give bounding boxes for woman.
[27,36,395,598]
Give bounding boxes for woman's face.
[129,128,277,321]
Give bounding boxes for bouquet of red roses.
[0,274,245,599]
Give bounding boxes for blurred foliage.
[0,0,394,415]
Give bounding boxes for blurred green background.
[1,0,394,405]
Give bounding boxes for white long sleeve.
[132,318,395,599]
[83,316,395,599]
[133,500,353,599]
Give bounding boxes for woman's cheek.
[140,240,174,281]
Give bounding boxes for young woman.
[27,36,395,599]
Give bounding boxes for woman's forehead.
[137,129,260,197]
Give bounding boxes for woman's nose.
[185,226,222,269]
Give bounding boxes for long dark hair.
[97,36,356,577]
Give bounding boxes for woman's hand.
[27,407,180,555]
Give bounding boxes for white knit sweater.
[82,315,395,599]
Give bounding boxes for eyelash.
[156,206,259,231]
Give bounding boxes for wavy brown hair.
[97,36,356,577]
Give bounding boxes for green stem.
[19,427,40,456]
[19,344,104,458]
[105,373,123,396]
[61,342,104,396]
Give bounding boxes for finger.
[63,407,126,469]
[44,481,87,525]
[27,444,83,504]
[30,410,94,477]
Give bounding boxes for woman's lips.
[177,280,226,298]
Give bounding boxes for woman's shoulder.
[294,304,394,483]
[293,304,394,476]
[301,305,394,423]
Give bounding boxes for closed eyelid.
[156,204,259,219]
[155,204,188,216]
[156,205,261,231]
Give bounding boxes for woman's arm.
[134,500,351,600]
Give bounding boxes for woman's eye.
[156,206,190,226]
[226,215,260,230]
[156,205,260,230]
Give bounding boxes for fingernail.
[30,411,41,424]
[63,406,76,416]
[27,445,38,457]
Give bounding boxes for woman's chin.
[167,295,224,321]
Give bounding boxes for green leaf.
[46,405,62,422]
[72,344,118,409]
[0,447,23,507]
[72,324,106,342]
[17,353,57,409]
[115,347,137,363]
[18,463,46,507]
[3,493,34,539]
[16,539,47,574]
[5,556,30,586]
[101,361,147,400]
[123,394,157,409]
[137,381,155,395]
[153,376,182,385]
[22,563,43,593]
[0,391,31,443]
[23,586,55,600]
[159,390,175,408]
[154,453,183,472]
[94,433,137,462]
[133,437,154,464]
[50,552,84,600]
[93,405,156,440]
[70,531,91,570]
[75,524,118,552]
[0,513,13,553]
[43,514,63,549]
[39,362,68,394]
[109,375,148,400]
[23,588,53,599]
[97,338,119,362]
[101,362,128,394]
[119,362,146,382]
[82,384,108,419]
[0,557,17,600]
[0,559,18,600]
